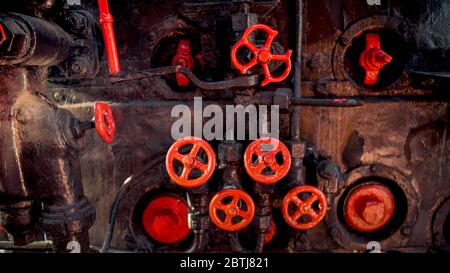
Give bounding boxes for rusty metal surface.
[63,0,450,252]
[0,0,448,253]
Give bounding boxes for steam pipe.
[285,0,306,190]
[253,185,273,253]
[291,97,362,107]
[290,0,303,141]
[0,13,74,66]
[255,232,265,253]
[186,188,209,253]
[187,234,207,253]
[98,0,120,75]
[228,232,245,252]
[110,66,259,89]
[0,12,96,252]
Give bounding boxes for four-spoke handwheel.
[282,185,328,230]
[244,138,291,184]
[209,189,255,232]
[165,136,216,188]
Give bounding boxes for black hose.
[100,152,166,253]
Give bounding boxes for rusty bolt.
[400,225,412,236]
[64,12,87,34]
[68,57,90,76]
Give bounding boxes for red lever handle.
[98,0,120,76]
[94,102,116,144]
[172,40,195,87]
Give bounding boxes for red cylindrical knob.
[172,39,194,87]
[98,0,120,75]
[344,183,395,232]
[359,33,392,86]
[141,194,191,244]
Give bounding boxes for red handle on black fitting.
[98,0,121,76]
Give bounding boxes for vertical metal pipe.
[290,0,303,141]
[186,190,209,253]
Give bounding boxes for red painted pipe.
[98,0,120,75]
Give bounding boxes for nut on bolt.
[68,57,90,76]
[64,12,87,33]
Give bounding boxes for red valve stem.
[359,33,392,86]
[98,0,120,76]
[172,40,194,87]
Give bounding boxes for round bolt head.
[344,183,395,232]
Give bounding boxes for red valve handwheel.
[172,39,194,87]
[209,189,255,232]
[244,138,291,184]
[141,194,191,244]
[94,102,116,144]
[165,136,216,188]
[282,185,328,230]
[231,24,293,86]
[359,33,392,86]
